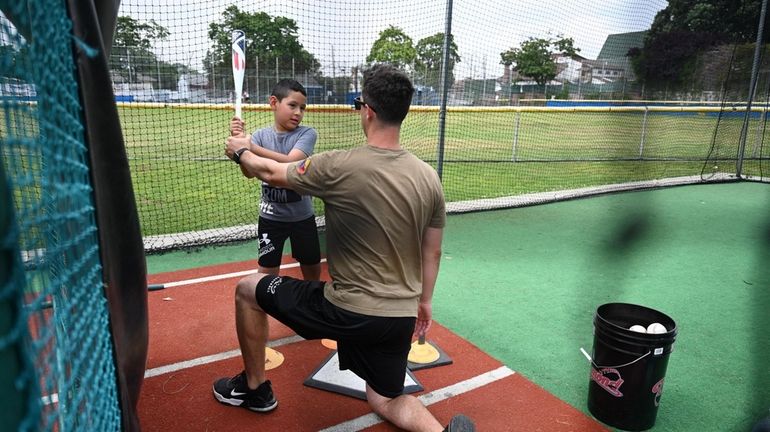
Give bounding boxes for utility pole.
[481,55,487,103]
[155,51,162,101]
[331,44,337,97]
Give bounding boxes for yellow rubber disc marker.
[408,338,440,364]
[265,347,284,370]
[321,339,338,350]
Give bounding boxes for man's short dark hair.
[272,79,307,100]
[362,64,414,125]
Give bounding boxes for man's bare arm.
[420,227,443,304]
[414,226,443,337]
[249,146,308,163]
[225,137,290,187]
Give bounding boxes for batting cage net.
[1,1,122,431]
[102,0,770,252]
[1,1,769,430]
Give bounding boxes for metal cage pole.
[436,0,453,180]
[737,0,768,176]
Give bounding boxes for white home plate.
[303,352,423,400]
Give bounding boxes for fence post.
[754,105,767,158]
[639,106,648,159]
[512,110,521,162]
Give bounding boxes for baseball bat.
[231,30,246,119]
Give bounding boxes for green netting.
[108,0,769,252]
[2,0,768,428]
[1,1,121,431]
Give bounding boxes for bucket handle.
[580,347,651,369]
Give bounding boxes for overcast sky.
[119,0,667,78]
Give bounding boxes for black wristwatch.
[232,147,249,164]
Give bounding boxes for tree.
[205,5,320,91]
[112,16,178,89]
[366,26,416,70]
[629,0,764,87]
[415,33,460,90]
[114,16,169,51]
[500,36,579,87]
[628,31,719,87]
[647,0,762,43]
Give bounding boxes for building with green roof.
[594,30,647,82]
[598,30,647,60]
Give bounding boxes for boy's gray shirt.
[251,125,316,221]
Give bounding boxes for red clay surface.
[139,259,610,431]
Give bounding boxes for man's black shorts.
[255,275,416,398]
[257,216,320,268]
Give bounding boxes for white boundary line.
[319,366,516,432]
[43,335,306,404]
[144,335,304,378]
[155,259,327,289]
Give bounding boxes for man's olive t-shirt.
[286,145,446,317]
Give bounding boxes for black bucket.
[587,303,677,431]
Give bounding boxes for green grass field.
[113,105,766,238]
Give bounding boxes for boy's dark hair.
[362,64,414,125]
[271,79,307,99]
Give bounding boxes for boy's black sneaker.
[212,371,278,412]
[443,414,476,432]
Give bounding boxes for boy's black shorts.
[255,275,416,398]
[257,216,320,268]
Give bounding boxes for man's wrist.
[232,147,249,164]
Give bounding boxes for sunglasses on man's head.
[353,97,374,111]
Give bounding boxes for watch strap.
[233,147,248,164]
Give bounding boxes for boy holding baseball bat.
[228,79,321,281]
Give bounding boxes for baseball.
[646,322,667,334]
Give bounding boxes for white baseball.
[629,325,647,333]
[646,322,667,334]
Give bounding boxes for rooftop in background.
[597,30,647,60]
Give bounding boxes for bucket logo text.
[652,378,665,406]
[591,368,624,397]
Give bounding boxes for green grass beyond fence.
[117,104,764,238]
